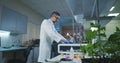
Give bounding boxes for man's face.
[53,15,60,23]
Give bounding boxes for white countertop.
[0,47,27,52]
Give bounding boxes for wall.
[106,20,120,38]
[0,0,44,46]
[22,22,40,42]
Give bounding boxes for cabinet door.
[0,52,2,63]
[1,7,17,32]
[16,13,27,34]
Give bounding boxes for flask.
[70,47,74,59]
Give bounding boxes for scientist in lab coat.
[38,11,69,63]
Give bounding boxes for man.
[38,11,69,63]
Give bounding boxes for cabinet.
[1,7,27,34]
[0,52,2,63]
[16,12,27,34]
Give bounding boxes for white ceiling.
[20,0,73,18]
[20,0,118,30]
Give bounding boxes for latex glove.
[60,39,70,44]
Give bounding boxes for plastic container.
[70,47,74,59]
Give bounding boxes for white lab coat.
[38,19,66,62]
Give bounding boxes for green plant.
[86,30,97,41]
[103,27,120,59]
[81,42,100,56]
[79,23,120,63]
[80,22,106,57]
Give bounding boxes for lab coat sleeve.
[44,20,66,43]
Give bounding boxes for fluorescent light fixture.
[108,13,120,16]
[109,6,115,11]
[0,30,10,37]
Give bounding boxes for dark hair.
[50,11,60,17]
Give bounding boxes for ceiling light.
[107,13,120,16]
[109,6,115,11]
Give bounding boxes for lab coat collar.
[48,19,54,25]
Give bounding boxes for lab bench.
[0,47,27,52]
[0,47,27,63]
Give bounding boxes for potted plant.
[80,22,106,57]
[102,27,120,62]
[80,22,107,63]
[81,25,120,63]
